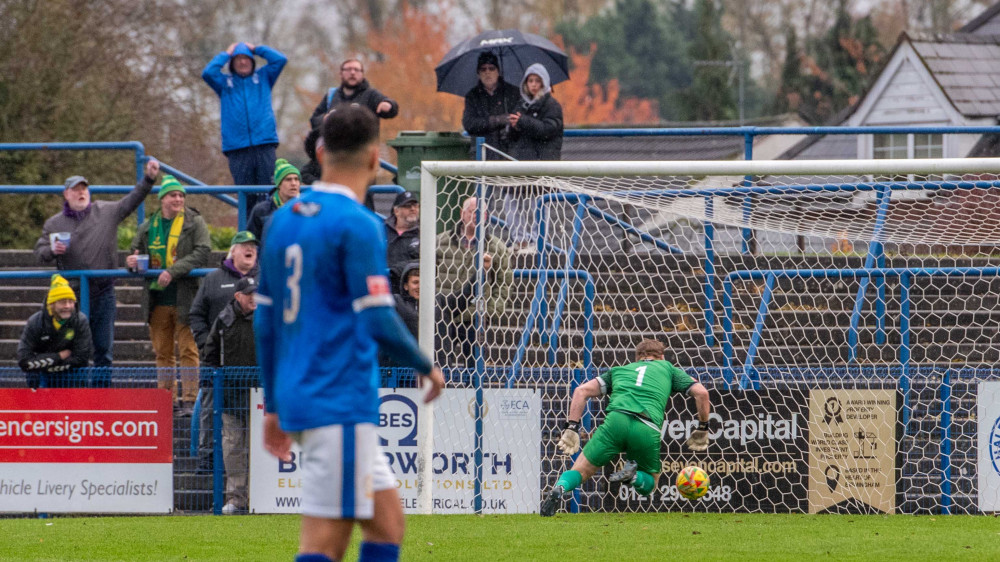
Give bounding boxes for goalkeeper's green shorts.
[582,411,662,474]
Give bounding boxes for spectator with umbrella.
[461,51,521,160]
[435,29,569,251]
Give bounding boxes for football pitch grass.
[2,512,998,561]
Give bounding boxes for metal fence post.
[741,131,754,254]
[134,146,146,226]
[212,368,225,515]
[237,192,247,232]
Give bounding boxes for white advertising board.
[250,388,541,514]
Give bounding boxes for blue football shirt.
[255,182,396,431]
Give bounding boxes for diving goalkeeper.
[541,338,711,516]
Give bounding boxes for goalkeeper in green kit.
[541,339,712,516]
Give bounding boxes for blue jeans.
[226,144,277,215]
[89,286,116,381]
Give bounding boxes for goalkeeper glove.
[685,420,710,452]
[557,420,581,455]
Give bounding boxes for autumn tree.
[785,0,886,123]
[0,0,227,247]
[557,44,659,125]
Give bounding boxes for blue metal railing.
[722,265,1000,510]
[0,141,401,231]
[0,268,214,315]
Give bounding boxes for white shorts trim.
[294,422,395,519]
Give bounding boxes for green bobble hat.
[157,175,186,200]
[230,231,259,246]
[273,158,300,189]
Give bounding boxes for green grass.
[1,512,998,561]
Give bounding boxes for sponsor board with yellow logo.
[807,388,900,514]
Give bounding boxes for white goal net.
[416,158,1000,515]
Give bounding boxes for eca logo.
[378,394,418,447]
[990,416,1000,477]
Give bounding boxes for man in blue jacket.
[202,41,288,211]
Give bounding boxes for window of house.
[871,133,945,192]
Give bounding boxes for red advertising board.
[0,389,173,464]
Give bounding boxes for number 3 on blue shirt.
[284,244,303,324]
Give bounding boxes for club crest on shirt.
[292,201,321,216]
[366,275,390,296]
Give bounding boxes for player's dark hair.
[635,339,665,360]
[321,104,379,164]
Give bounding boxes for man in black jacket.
[189,230,260,472]
[385,191,420,293]
[462,51,521,160]
[17,275,93,388]
[308,59,398,131]
[201,276,258,514]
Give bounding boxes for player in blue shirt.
[256,105,444,562]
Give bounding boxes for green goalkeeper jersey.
[599,359,695,428]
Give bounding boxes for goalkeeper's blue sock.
[555,470,583,492]
[632,470,655,496]
[295,554,334,562]
[359,541,400,562]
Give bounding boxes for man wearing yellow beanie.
[17,274,93,388]
[246,158,300,241]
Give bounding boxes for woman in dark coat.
[506,63,564,251]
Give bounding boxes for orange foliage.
[364,4,464,143]
[297,2,464,168]
[557,43,659,125]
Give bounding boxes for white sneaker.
[221,502,239,515]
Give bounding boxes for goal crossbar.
[422,157,1000,178]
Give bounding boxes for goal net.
[417,157,1000,516]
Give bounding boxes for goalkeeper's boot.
[608,460,638,484]
[540,485,568,517]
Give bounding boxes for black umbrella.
[435,29,570,96]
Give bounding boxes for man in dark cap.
[201,275,259,515]
[384,191,420,294]
[462,51,521,159]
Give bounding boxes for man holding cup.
[34,159,160,381]
[128,175,211,415]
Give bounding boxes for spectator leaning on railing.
[201,276,259,515]
[33,158,160,378]
[17,274,93,389]
[188,229,260,473]
[201,41,287,212]
[127,175,211,414]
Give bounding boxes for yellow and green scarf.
[147,210,184,290]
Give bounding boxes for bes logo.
[378,394,417,447]
[990,416,1000,477]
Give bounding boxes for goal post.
[416,157,1000,515]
